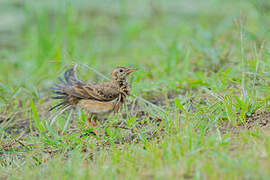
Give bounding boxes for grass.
[1,0,270,179]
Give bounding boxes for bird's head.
[110,66,137,84]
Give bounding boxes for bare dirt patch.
[245,111,270,129]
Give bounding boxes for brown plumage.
[50,65,136,136]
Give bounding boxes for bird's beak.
[126,68,137,75]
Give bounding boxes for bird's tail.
[49,64,84,111]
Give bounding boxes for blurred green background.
[1,0,269,97]
[1,0,270,179]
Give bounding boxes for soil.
[245,111,270,129]
[1,91,269,146]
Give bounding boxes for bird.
[49,64,137,136]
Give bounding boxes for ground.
[0,0,270,179]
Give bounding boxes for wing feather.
[73,82,119,101]
[51,64,120,109]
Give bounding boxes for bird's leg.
[92,116,104,134]
[87,114,99,137]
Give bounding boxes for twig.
[202,88,224,103]
[77,62,109,80]
[252,41,265,93]
[133,95,166,113]
[108,125,135,133]
[130,97,137,114]
[2,132,25,149]
[239,13,246,100]
[16,140,31,151]
[50,105,71,126]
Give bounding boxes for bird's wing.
[50,65,120,112]
[62,65,120,101]
[74,82,120,101]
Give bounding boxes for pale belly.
[78,99,120,115]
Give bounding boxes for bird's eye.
[119,69,123,72]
